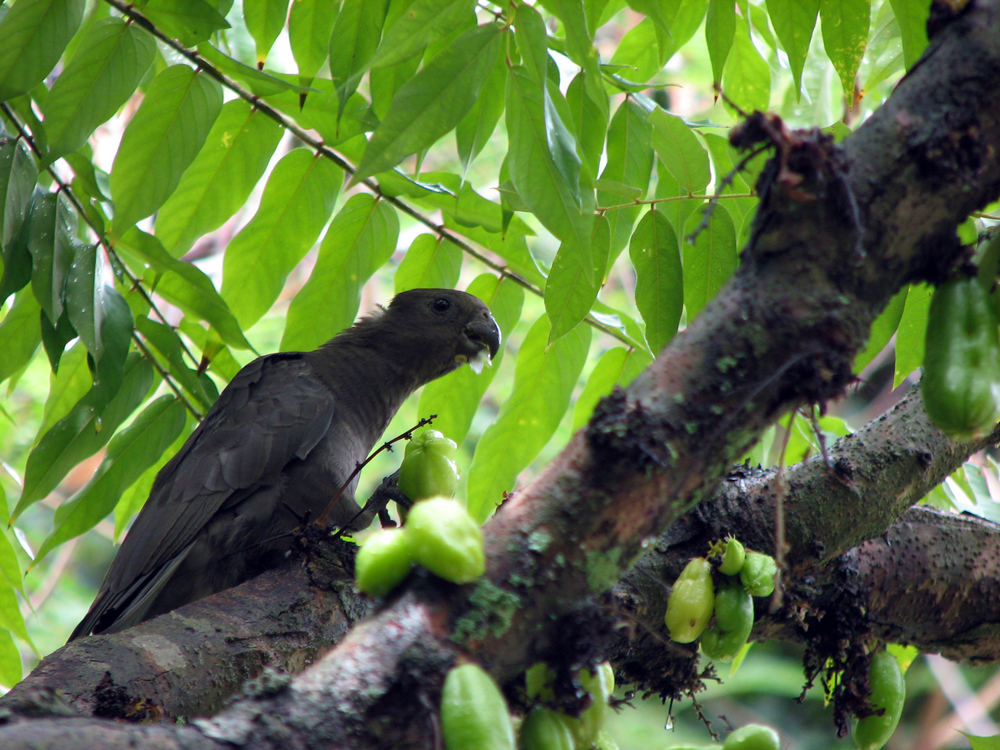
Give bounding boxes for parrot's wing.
[70,352,336,639]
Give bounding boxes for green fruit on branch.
[519,708,576,750]
[852,651,905,750]
[665,558,715,643]
[722,724,780,750]
[406,496,485,583]
[739,552,776,597]
[922,276,1000,440]
[441,663,516,750]
[718,538,746,576]
[562,662,615,747]
[354,528,414,597]
[592,729,620,750]
[525,662,558,702]
[399,429,460,501]
[700,577,754,662]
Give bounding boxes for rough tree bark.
[1,1,999,747]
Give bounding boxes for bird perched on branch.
[70,288,500,640]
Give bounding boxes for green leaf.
[545,215,610,343]
[630,208,682,353]
[539,0,606,120]
[0,585,30,648]
[328,0,389,102]
[369,54,421,122]
[415,178,533,237]
[513,2,548,86]
[40,307,77,372]
[116,227,251,350]
[0,527,23,593]
[609,18,659,84]
[595,180,642,199]
[767,0,818,97]
[655,162,697,257]
[965,734,1000,750]
[682,203,736,320]
[288,0,338,81]
[705,0,736,88]
[354,23,501,183]
[15,354,153,518]
[888,0,928,70]
[455,30,507,171]
[722,14,771,113]
[1,134,38,247]
[894,282,931,388]
[65,241,134,394]
[25,191,76,323]
[0,0,86,102]
[819,0,869,98]
[466,314,591,523]
[565,71,607,179]
[369,0,475,71]
[42,19,156,162]
[625,0,707,65]
[114,413,192,537]
[862,4,903,93]
[506,65,593,278]
[648,107,711,196]
[264,86,373,147]
[701,131,752,194]
[39,340,91,437]
[446,220,547,288]
[661,0,709,62]
[600,99,654,261]
[624,0,671,64]
[221,150,342,330]
[280,194,398,351]
[155,100,283,257]
[0,627,22,688]
[395,233,462,294]
[573,346,652,431]
[136,316,217,408]
[196,43,312,96]
[109,65,223,233]
[37,394,185,561]
[0,291,41,386]
[143,0,229,47]
[244,0,290,64]
[854,286,906,373]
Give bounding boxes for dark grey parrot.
[69,288,500,640]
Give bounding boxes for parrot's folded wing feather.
[70,353,336,639]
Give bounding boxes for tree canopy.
[0,0,1000,747]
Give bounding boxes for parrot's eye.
[432,297,452,313]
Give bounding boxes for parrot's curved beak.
[462,312,501,360]
[456,313,501,373]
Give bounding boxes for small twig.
[131,333,205,419]
[325,416,437,531]
[686,147,768,244]
[808,405,832,468]
[598,192,755,213]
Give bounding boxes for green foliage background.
[0,0,997,745]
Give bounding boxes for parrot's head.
[377,288,501,379]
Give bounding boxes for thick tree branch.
[610,385,1000,697]
[2,548,366,720]
[2,3,1000,747]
